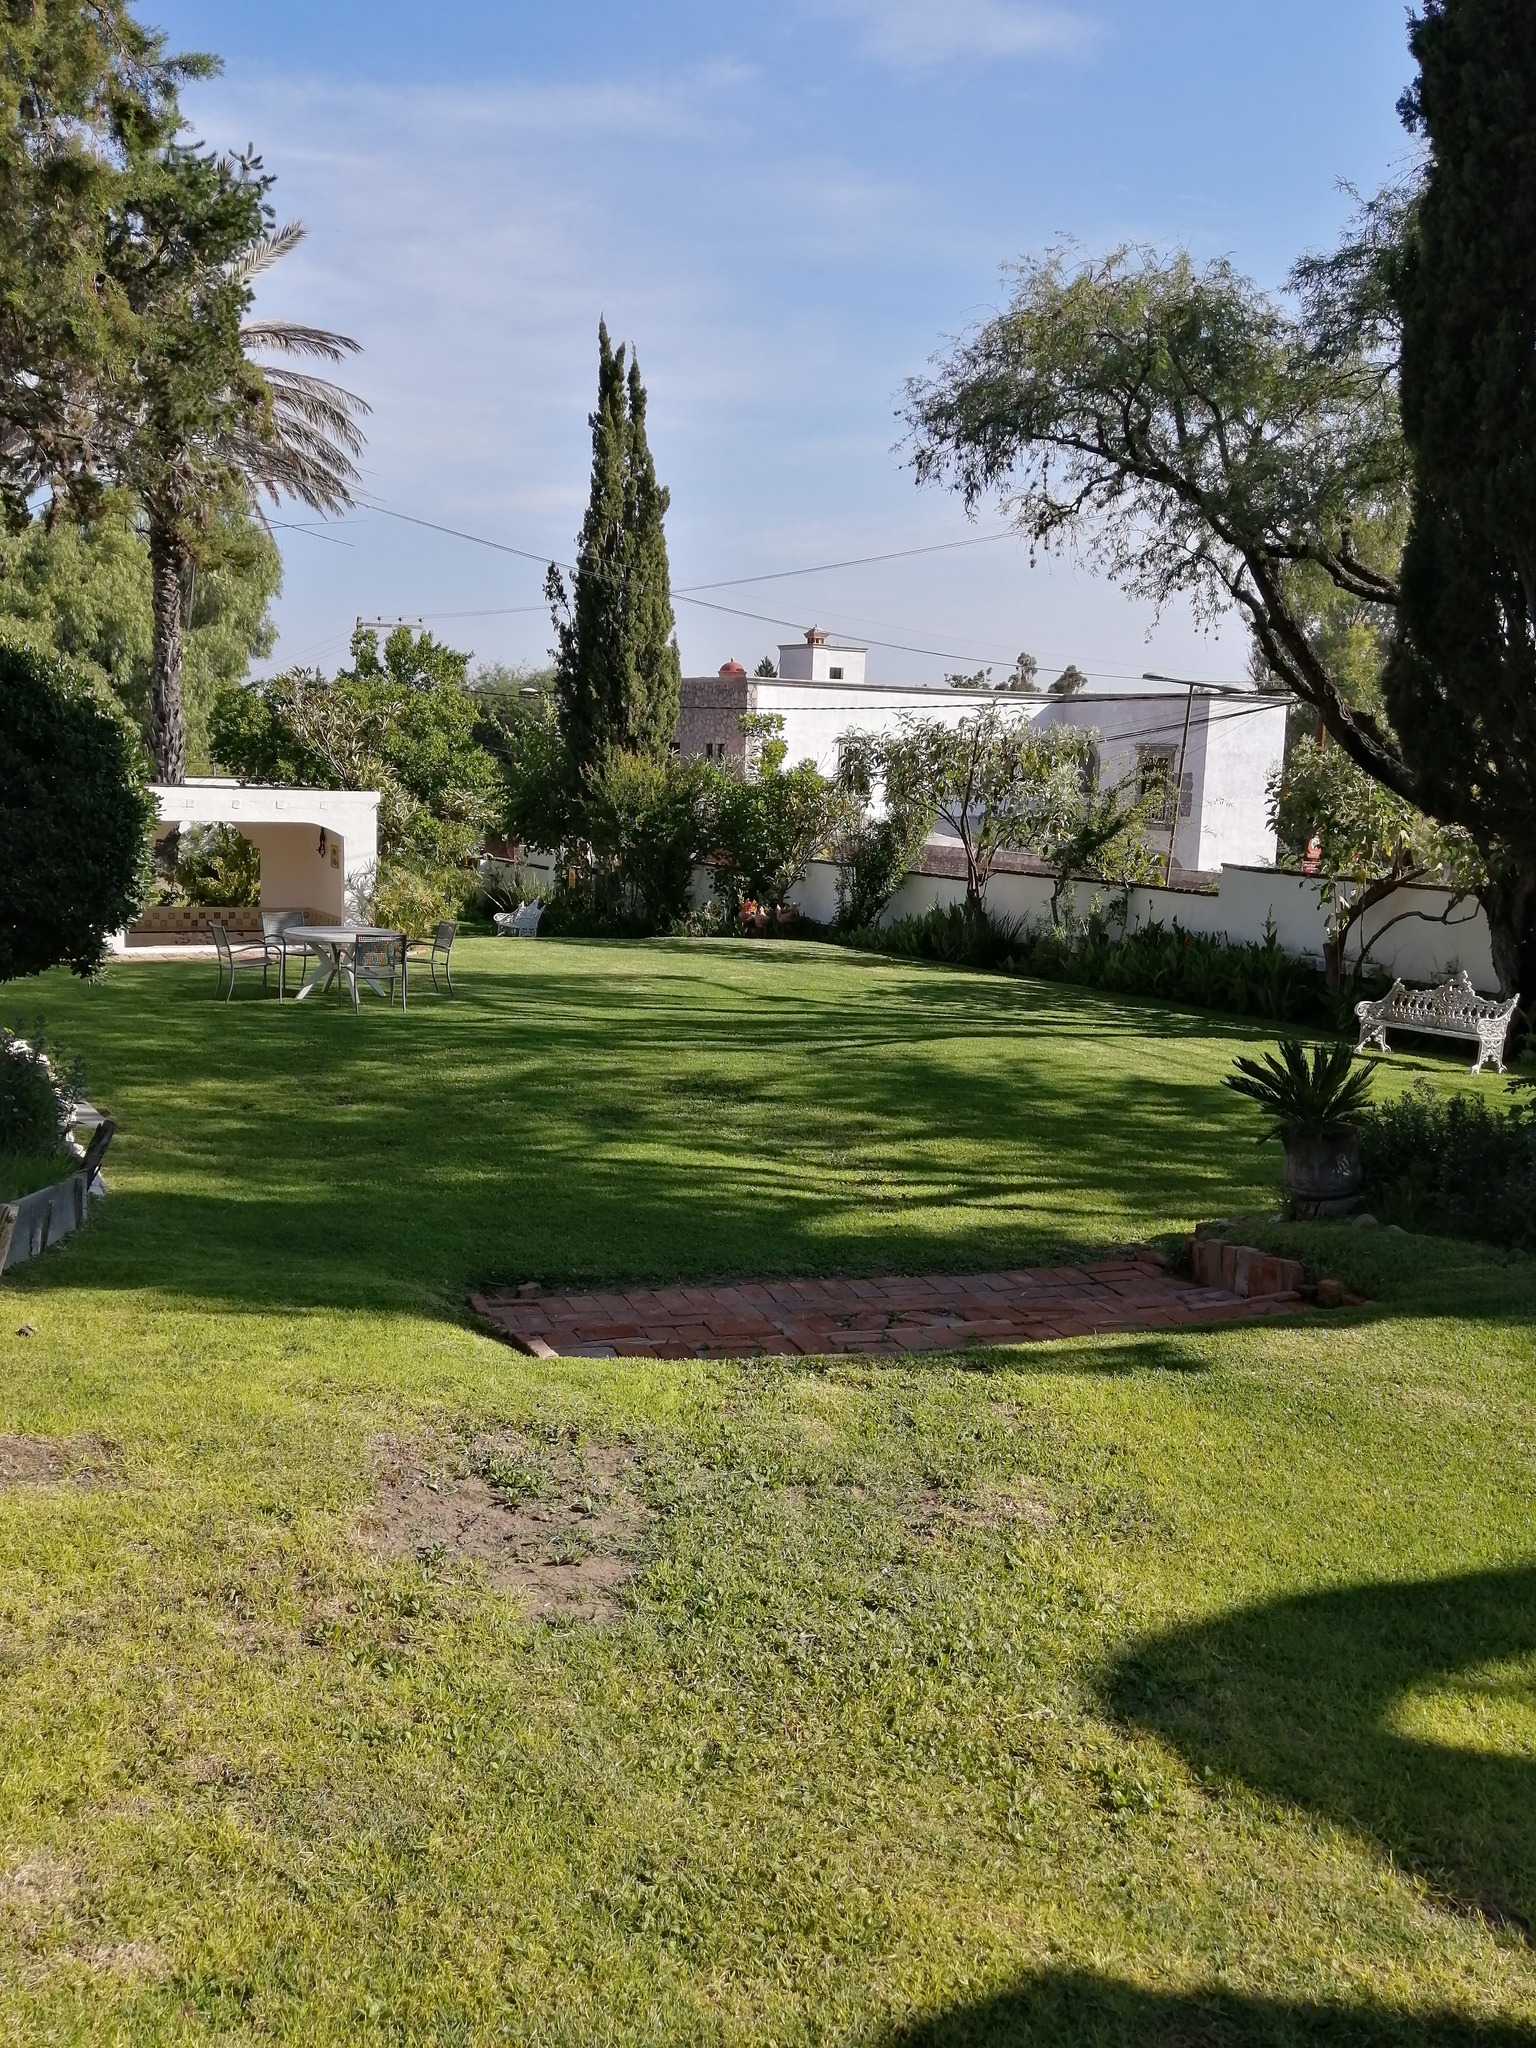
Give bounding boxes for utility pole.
[1143,673,1200,883]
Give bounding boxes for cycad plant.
[1223,1037,1376,1142]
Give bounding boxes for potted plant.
[1223,1037,1376,1218]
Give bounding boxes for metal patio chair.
[406,919,458,995]
[346,930,405,1011]
[261,908,320,1000]
[212,921,275,1001]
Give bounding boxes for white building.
[678,629,1288,875]
[147,778,380,918]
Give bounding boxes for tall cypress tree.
[1385,0,1536,1004]
[547,321,681,784]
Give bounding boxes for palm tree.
[143,218,368,782]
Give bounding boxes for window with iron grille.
[1136,745,1192,826]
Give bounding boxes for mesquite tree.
[905,229,1415,805]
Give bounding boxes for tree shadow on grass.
[28,948,1527,1318]
[882,1968,1536,2046]
[1106,1566,1536,1938]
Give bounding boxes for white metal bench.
[493,900,544,938]
[1355,970,1518,1074]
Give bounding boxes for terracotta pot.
[1281,1128,1362,1217]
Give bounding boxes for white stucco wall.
[747,679,997,777]
[770,855,1495,992]
[149,780,380,921]
[730,682,1285,874]
[775,638,868,685]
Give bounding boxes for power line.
[356,498,559,570]
[675,531,1017,592]
[330,494,1244,685]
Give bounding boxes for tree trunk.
[1480,858,1536,1057]
[148,516,187,785]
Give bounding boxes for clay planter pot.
[1281,1127,1363,1219]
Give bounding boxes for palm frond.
[232,425,362,516]
[241,319,362,363]
[227,219,307,292]
[262,366,370,446]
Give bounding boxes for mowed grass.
[0,936,1532,2045]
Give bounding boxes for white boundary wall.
[780,858,1494,991]
[526,845,1494,995]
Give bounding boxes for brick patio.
[471,1254,1308,1361]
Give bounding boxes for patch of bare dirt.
[0,1857,168,1978]
[358,1430,652,1624]
[0,1854,76,1924]
[0,1435,118,1488]
[908,1478,1058,1538]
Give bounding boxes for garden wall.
[523,840,1493,993]
[786,857,1497,992]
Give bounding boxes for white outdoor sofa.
[1355,970,1518,1074]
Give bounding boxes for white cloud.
[815,0,1095,69]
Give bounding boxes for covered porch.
[119,779,380,950]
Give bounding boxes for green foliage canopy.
[0,3,212,518]
[905,237,1415,808]
[711,716,837,911]
[877,704,1139,915]
[0,642,153,980]
[211,626,503,922]
[828,730,933,930]
[0,493,279,769]
[583,751,715,930]
[1386,0,1536,1003]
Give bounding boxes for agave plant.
[1223,1037,1376,1143]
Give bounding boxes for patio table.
[290,926,408,1010]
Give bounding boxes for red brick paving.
[471,1256,1308,1361]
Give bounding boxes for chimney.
[804,626,828,646]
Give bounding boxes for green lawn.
[1,937,1533,2045]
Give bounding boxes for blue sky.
[150,0,1418,689]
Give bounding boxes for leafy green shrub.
[0,641,153,980]
[844,901,1021,970]
[712,717,835,911]
[1357,1084,1536,1250]
[372,861,470,940]
[840,903,1386,1029]
[585,751,715,929]
[173,824,261,906]
[1,1023,83,1162]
